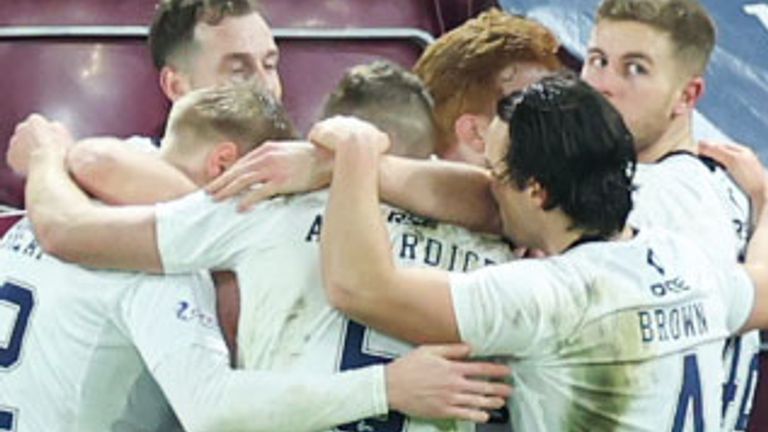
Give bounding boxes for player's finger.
[237,182,278,212]
[212,171,268,201]
[308,122,339,150]
[450,393,506,411]
[699,142,737,163]
[443,406,491,423]
[700,140,746,157]
[206,155,265,195]
[421,343,471,360]
[456,361,512,380]
[206,163,250,195]
[459,378,513,398]
[206,167,237,195]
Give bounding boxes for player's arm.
[156,343,510,431]
[378,155,501,233]
[314,117,461,344]
[132,274,511,431]
[205,136,501,233]
[316,117,557,351]
[701,142,768,330]
[742,188,768,331]
[67,137,196,205]
[13,115,164,272]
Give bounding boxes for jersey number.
[0,281,35,431]
[672,354,704,432]
[722,337,759,431]
[337,320,406,432]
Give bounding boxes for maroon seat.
[0,215,22,238]
[0,1,456,207]
[0,35,169,208]
[261,0,442,34]
[0,0,449,32]
[434,0,501,32]
[0,1,156,26]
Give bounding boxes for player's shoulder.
[563,227,690,275]
[635,153,712,189]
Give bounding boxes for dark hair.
[149,0,262,69]
[322,60,436,159]
[498,72,636,237]
[597,0,715,75]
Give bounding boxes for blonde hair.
[172,80,296,154]
[597,0,716,76]
[414,8,561,153]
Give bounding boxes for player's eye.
[626,62,648,76]
[227,59,252,81]
[588,55,608,69]
[263,58,278,71]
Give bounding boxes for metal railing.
[0,25,435,47]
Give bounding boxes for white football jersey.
[630,153,759,431]
[0,218,194,432]
[0,218,390,432]
[156,189,517,432]
[451,228,755,432]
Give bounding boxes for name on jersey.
[304,212,499,271]
[1,221,44,261]
[637,301,708,343]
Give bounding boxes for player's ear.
[528,180,549,209]
[206,141,240,179]
[454,113,490,153]
[673,76,705,116]
[159,66,191,102]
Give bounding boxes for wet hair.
[172,79,297,154]
[414,8,561,154]
[322,60,436,159]
[498,72,636,237]
[597,0,716,75]
[149,0,262,70]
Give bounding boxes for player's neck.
[539,212,587,255]
[637,116,695,163]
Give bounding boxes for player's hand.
[205,140,333,212]
[7,114,73,175]
[699,140,768,218]
[385,344,511,423]
[308,115,390,154]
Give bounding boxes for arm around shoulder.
[67,137,196,205]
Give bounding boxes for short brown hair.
[414,8,561,154]
[149,0,262,69]
[322,61,437,159]
[597,0,716,75]
[172,80,297,155]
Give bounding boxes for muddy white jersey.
[0,218,198,432]
[451,228,755,432]
[0,217,389,432]
[630,153,759,431]
[156,189,516,432]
